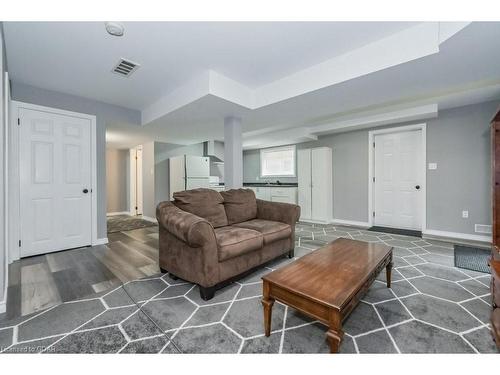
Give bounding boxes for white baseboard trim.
[142,216,157,223]
[422,229,491,244]
[93,237,109,246]
[106,211,130,217]
[330,219,371,229]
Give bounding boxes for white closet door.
[20,108,92,257]
[311,147,332,223]
[297,149,312,220]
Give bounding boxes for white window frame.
[260,145,296,178]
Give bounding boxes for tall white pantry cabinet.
[297,147,333,223]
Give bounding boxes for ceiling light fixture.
[105,22,125,37]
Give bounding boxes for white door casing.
[373,129,423,230]
[19,108,93,257]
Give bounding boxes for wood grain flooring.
[4,226,160,319]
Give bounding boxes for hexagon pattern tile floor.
[0,223,497,354]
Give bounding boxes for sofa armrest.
[156,201,215,247]
[256,199,300,226]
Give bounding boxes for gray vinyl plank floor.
[5,224,160,320]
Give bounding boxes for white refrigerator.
[169,155,210,199]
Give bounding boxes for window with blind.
[260,145,296,177]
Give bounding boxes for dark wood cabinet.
[490,109,500,350]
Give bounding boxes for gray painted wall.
[142,142,156,219]
[243,100,498,236]
[106,148,129,213]
[0,24,7,306]
[425,101,494,234]
[10,82,141,239]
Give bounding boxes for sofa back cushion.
[173,188,228,228]
[220,188,257,225]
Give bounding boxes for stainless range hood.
[203,140,224,163]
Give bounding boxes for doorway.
[129,146,143,216]
[13,102,97,258]
[368,124,426,232]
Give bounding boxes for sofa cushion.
[173,188,228,228]
[220,188,257,225]
[233,219,292,245]
[214,226,263,262]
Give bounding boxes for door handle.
[415,185,420,190]
[83,188,89,194]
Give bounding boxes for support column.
[224,116,243,189]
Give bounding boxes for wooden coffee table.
[261,238,393,353]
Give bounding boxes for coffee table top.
[262,238,392,310]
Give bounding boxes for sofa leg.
[288,249,295,259]
[199,285,216,301]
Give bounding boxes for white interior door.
[374,130,422,230]
[129,149,136,214]
[20,108,92,257]
[129,146,143,215]
[135,147,143,215]
[297,149,312,220]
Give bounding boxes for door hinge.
[372,211,375,218]
[135,206,138,210]
[17,118,20,126]
[373,142,375,148]
[372,177,375,183]
[18,240,21,247]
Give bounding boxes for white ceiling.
[3,21,416,109]
[4,21,500,149]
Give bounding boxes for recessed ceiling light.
[105,22,125,37]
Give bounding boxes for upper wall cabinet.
[298,147,332,223]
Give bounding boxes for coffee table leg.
[326,310,343,353]
[386,260,393,288]
[261,280,275,337]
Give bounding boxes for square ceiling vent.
[112,58,140,77]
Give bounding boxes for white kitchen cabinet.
[270,187,297,204]
[247,186,297,203]
[298,147,332,223]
